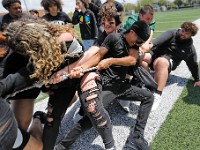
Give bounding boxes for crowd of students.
[0,0,199,150]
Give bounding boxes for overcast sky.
[0,0,138,13]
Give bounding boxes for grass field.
[152,8,200,38]
[147,8,200,150]
[151,79,200,150]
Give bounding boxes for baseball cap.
[129,20,150,41]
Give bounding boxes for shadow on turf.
[150,71,189,88]
[182,79,200,106]
[165,74,189,87]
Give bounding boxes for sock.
[155,90,162,95]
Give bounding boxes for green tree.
[158,0,168,6]
[174,0,183,6]
[124,3,137,12]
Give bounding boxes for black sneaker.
[123,132,151,150]
[33,111,47,124]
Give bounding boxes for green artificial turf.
[151,79,200,150]
[149,8,200,150]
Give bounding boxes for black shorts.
[9,88,40,100]
[150,54,177,73]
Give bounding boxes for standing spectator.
[41,0,72,25]
[86,0,102,22]
[72,0,98,51]
[142,22,200,111]
[85,0,102,33]
[0,0,32,31]
[29,9,40,18]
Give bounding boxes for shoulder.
[0,14,10,21]
[86,9,95,15]
[59,11,69,16]
[130,13,139,21]
[164,29,177,35]
[21,13,33,19]
[59,32,74,42]
[106,32,122,41]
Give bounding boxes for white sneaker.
[151,93,162,111]
[72,108,83,123]
[117,100,130,113]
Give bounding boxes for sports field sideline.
[35,9,200,150]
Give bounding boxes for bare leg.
[153,57,169,92]
[23,135,43,150]
[11,99,35,130]
[13,118,43,150]
[28,118,43,142]
[140,53,152,72]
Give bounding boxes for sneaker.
[72,108,83,123]
[33,111,47,124]
[117,100,130,113]
[123,132,151,150]
[151,93,162,111]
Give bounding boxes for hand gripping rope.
[61,66,97,81]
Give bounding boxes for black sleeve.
[90,11,98,39]
[185,45,199,82]
[63,12,72,23]
[101,33,119,51]
[0,16,3,31]
[89,0,102,15]
[0,67,35,97]
[72,10,80,25]
[152,30,174,52]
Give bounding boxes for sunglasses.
[101,21,115,26]
[135,39,144,47]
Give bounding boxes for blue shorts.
[82,39,95,51]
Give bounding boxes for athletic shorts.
[9,88,40,100]
[150,54,177,73]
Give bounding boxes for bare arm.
[49,46,99,83]
[140,30,154,53]
[97,49,138,70]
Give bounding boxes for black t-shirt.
[0,13,32,31]
[99,32,129,82]
[94,28,125,46]
[42,12,72,25]
[72,9,98,39]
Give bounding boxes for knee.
[153,57,169,70]
[83,87,108,128]
[17,120,32,131]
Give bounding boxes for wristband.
[138,50,143,60]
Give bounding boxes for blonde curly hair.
[4,18,77,85]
